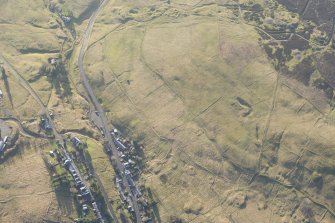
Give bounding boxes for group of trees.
[39,60,72,97]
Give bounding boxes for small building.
[0,136,8,152]
[47,58,58,65]
[40,118,52,131]
[71,137,82,148]
[51,58,57,65]
[92,202,104,222]
[112,128,119,137]
[127,205,134,212]
[0,89,3,98]
[81,191,90,197]
[124,162,130,168]
[61,15,71,23]
[105,145,112,155]
[142,217,153,223]
[75,180,83,187]
[124,169,132,177]
[82,204,89,213]
[120,154,127,160]
[63,159,71,167]
[120,191,127,202]
[80,186,86,192]
[114,138,127,150]
[48,3,55,12]
[0,141,5,152]
[127,176,135,187]
[128,159,136,165]
[134,186,142,198]
[49,151,54,157]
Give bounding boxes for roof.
[0,141,5,152]
[73,137,81,142]
[115,139,127,149]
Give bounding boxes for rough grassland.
[86,138,118,200]
[1,0,335,222]
[0,138,72,223]
[0,1,109,222]
[83,1,335,222]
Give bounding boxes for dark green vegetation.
[38,60,73,97]
[249,0,335,103]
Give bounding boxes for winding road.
[0,117,54,139]
[0,23,108,223]
[78,0,141,222]
[0,54,62,144]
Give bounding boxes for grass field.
[85,138,118,199]
[84,138,131,218]
[0,137,75,222]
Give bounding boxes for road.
[0,54,62,144]
[0,50,107,223]
[78,140,120,223]
[63,144,106,223]
[0,117,54,139]
[77,0,141,222]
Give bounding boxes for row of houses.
[68,139,106,223]
[50,141,104,223]
[112,129,152,222]
[65,156,105,223]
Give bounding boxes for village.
[0,9,153,222]
[0,0,155,221]
[39,112,153,222]
[111,129,152,222]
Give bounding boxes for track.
[0,54,62,143]
[258,73,280,171]
[0,41,107,223]
[77,0,141,222]
[0,117,53,139]
[300,0,312,17]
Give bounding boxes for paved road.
[78,0,141,222]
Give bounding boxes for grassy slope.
[0,137,76,222]
[84,1,335,222]
[0,1,113,222]
[0,0,95,131]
